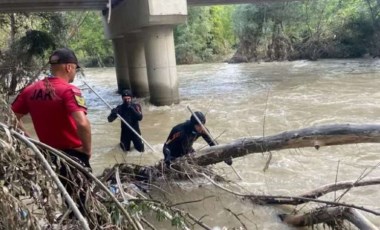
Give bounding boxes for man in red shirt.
[12,48,92,214]
[12,48,91,161]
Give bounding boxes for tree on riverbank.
[66,11,113,67]
[174,6,236,64]
[231,0,380,62]
[0,11,113,96]
[0,13,70,95]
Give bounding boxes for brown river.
[29,59,380,229]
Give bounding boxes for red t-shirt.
[12,77,87,150]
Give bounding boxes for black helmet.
[190,111,206,125]
[121,89,132,97]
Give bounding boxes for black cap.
[121,89,133,97]
[190,111,206,125]
[49,48,80,68]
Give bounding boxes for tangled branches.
[0,123,219,230]
[0,121,122,229]
[0,94,217,230]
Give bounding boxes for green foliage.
[67,11,113,67]
[230,0,380,61]
[18,30,55,57]
[171,212,186,228]
[174,6,236,64]
[31,12,69,47]
[175,7,213,63]
[209,6,236,54]
[0,12,66,95]
[155,207,168,222]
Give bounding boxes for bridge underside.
[0,0,108,12]
[0,0,293,12]
[188,0,291,6]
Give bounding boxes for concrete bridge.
[0,0,289,105]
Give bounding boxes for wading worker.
[107,89,144,152]
[11,48,92,214]
[163,111,215,166]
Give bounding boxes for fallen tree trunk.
[107,123,380,182]
[194,123,380,166]
[280,207,379,230]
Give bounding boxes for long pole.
[81,80,155,152]
[187,106,217,145]
[187,106,244,180]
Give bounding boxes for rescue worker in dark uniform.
[163,111,215,165]
[108,90,144,152]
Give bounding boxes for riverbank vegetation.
[1,0,380,94]
[179,0,380,63]
[230,0,380,62]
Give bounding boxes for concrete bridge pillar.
[103,0,187,105]
[125,33,149,98]
[144,26,179,105]
[112,37,130,92]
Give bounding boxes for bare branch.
[292,177,380,203]
[198,172,380,216]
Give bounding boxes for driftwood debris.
[202,172,380,229]
[194,123,380,165]
[0,121,215,230]
[279,207,379,230]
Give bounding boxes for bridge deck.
[0,0,108,12]
[0,0,290,13]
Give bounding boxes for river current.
[31,59,380,228]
